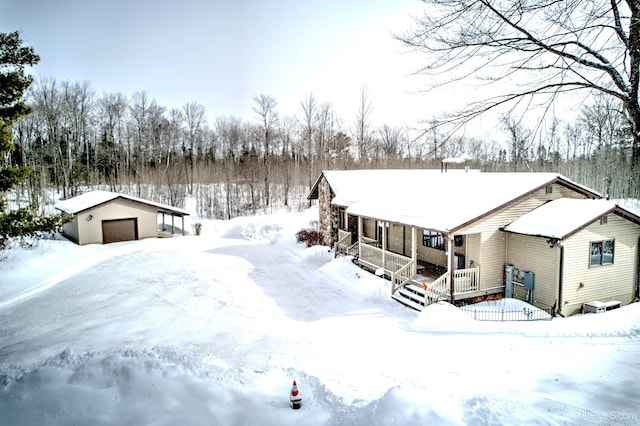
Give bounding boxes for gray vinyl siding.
[560,214,640,316]
[506,234,560,309]
[459,183,588,290]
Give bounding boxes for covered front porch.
[335,224,485,311]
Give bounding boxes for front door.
[348,215,358,244]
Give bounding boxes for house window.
[590,240,614,266]
[423,229,445,250]
[546,185,553,194]
[454,235,464,247]
[600,215,608,225]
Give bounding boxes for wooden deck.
[335,237,494,310]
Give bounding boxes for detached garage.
[54,190,190,245]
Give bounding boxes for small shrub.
[296,228,320,247]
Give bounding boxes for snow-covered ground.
[1,208,639,425]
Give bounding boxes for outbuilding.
[55,190,190,245]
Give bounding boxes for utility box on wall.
[523,271,535,290]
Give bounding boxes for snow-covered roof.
[312,170,600,233]
[503,198,640,239]
[322,169,478,207]
[54,190,190,216]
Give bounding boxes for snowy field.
[1,207,639,425]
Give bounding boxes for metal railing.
[460,304,554,321]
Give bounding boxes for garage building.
[55,190,190,245]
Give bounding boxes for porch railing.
[335,229,352,256]
[422,274,450,306]
[359,243,412,274]
[362,236,380,248]
[391,259,415,294]
[421,267,480,306]
[454,268,479,294]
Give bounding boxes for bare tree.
[353,84,373,163]
[277,115,297,207]
[378,124,403,162]
[97,92,128,190]
[299,92,318,186]
[398,0,640,174]
[502,114,532,171]
[252,94,278,207]
[181,101,207,194]
[316,101,335,168]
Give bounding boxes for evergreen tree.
[0,31,66,249]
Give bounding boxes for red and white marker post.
[290,380,302,409]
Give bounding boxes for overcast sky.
[1,0,444,129]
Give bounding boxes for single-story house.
[307,169,640,316]
[55,190,190,245]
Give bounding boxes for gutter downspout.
[557,244,565,317]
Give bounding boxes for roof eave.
[450,175,601,233]
[307,172,326,200]
[501,228,562,240]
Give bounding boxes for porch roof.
[337,171,601,233]
[502,198,640,239]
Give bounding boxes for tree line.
[7,76,636,219]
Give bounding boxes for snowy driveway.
[1,210,640,425]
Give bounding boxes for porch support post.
[411,227,416,275]
[357,216,363,260]
[382,221,387,271]
[181,215,185,236]
[448,234,455,301]
[172,215,175,235]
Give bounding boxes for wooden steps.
[391,282,449,312]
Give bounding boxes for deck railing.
[391,260,415,294]
[419,267,480,307]
[422,274,450,306]
[347,239,481,309]
[361,237,380,249]
[454,268,479,293]
[359,243,413,274]
[335,229,352,256]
